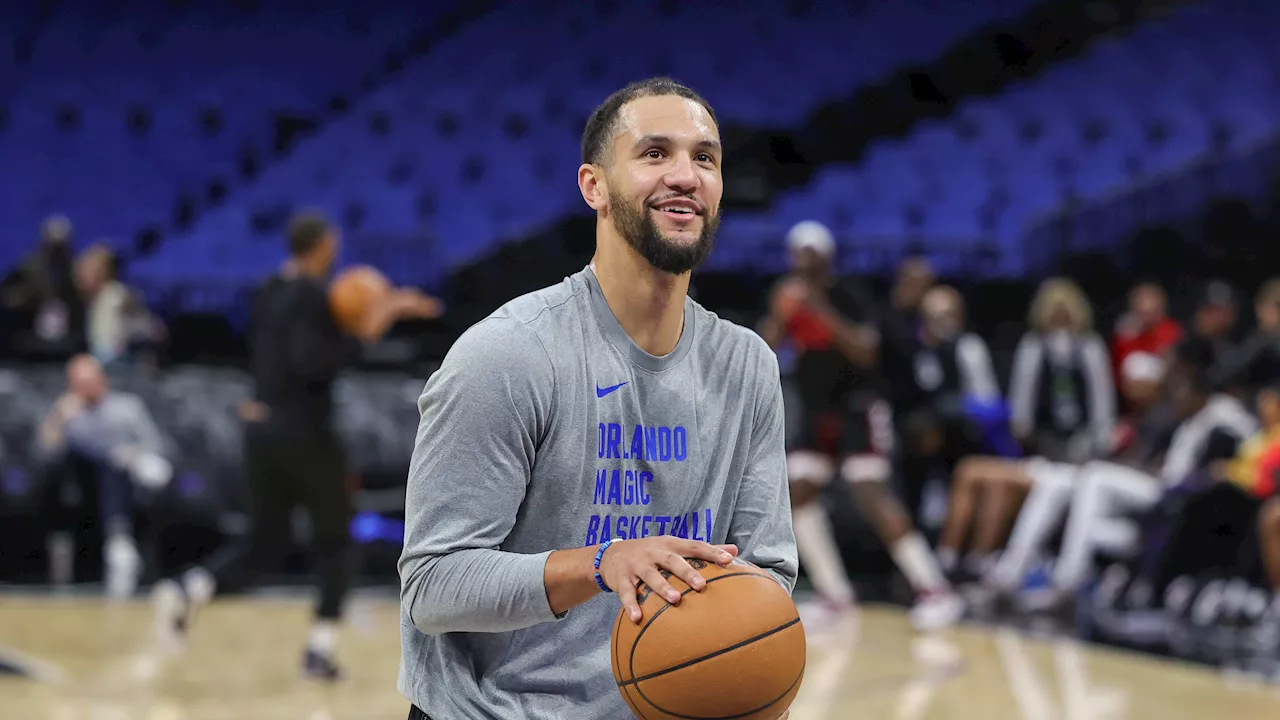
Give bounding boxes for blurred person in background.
[153,210,440,681]
[1115,382,1280,645]
[73,243,167,368]
[885,284,1001,531]
[74,243,130,366]
[1111,281,1182,385]
[937,278,1114,580]
[988,365,1256,612]
[37,353,172,598]
[1008,278,1115,463]
[1210,277,1280,399]
[1173,280,1240,376]
[760,222,963,631]
[883,256,935,355]
[1254,401,1280,621]
[0,215,85,356]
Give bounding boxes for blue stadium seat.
[124,0,1044,298]
[0,0,446,271]
[705,0,1280,275]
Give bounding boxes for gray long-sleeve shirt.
[45,390,168,464]
[398,267,798,720]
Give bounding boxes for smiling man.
[397,78,798,720]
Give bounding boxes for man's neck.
[591,234,689,358]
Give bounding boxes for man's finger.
[616,578,643,625]
[638,566,682,606]
[662,553,708,592]
[680,540,734,565]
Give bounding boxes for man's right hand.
[54,393,84,421]
[597,537,739,624]
[391,288,444,320]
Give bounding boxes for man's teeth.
[660,207,692,214]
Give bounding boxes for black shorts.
[408,706,433,720]
[791,398,894,459]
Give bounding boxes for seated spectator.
[74,243,167,367]
[987,365,1256,609]
[882,255,935,354]
[1103,384,1280,639]
[75,243,130,365]
[938,278,1115,578]
[1111,282,1182,385]
[0,215,85,357]
[37,354,172,598]
[884,284,1001,529]
[1216,381,1280,500]
[1172,280,1240,376]
[1210,277,1280,399]
[1008,277,1115,463]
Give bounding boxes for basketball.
[611,557,806,720]
[328,265,391,334]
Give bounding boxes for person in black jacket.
[1210,278,1280,400]
[154,211,440,680]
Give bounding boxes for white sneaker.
[910,590,966,632]
[104,535,140,600]
[152,579,188,641]
[130,453,173,490]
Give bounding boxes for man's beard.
[609,189,719,275]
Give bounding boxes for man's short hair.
[580,77,717,167]
[287,210,334,257]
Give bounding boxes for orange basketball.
[611,557,806,720]
[328,265,390,334]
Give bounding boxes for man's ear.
[578,163,608,212]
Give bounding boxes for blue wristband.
[593,539,616,593]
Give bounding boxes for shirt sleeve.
[956,333,1001,402]
[726,343,799,593]
[1007,334,1044,438]
[1081,333,1117,453]
[398,315,561,636]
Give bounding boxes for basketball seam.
[614,611,652,720]
[635,656,807,720]
[625,570,771,682]
[619,571,802,719]
[616,616,802,687]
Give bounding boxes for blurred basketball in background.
[329,265,391,334]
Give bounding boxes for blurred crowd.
[1,215,166,368]
[4,210,1280,671]
[769,220,1280,658]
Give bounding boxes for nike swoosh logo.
[596,381,628,398]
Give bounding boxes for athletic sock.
[891,532,949,593]
[182,567,216,606]
[308,620,338,655]
[792,503,856,605]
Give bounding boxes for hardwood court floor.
[2,592,1280,719]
